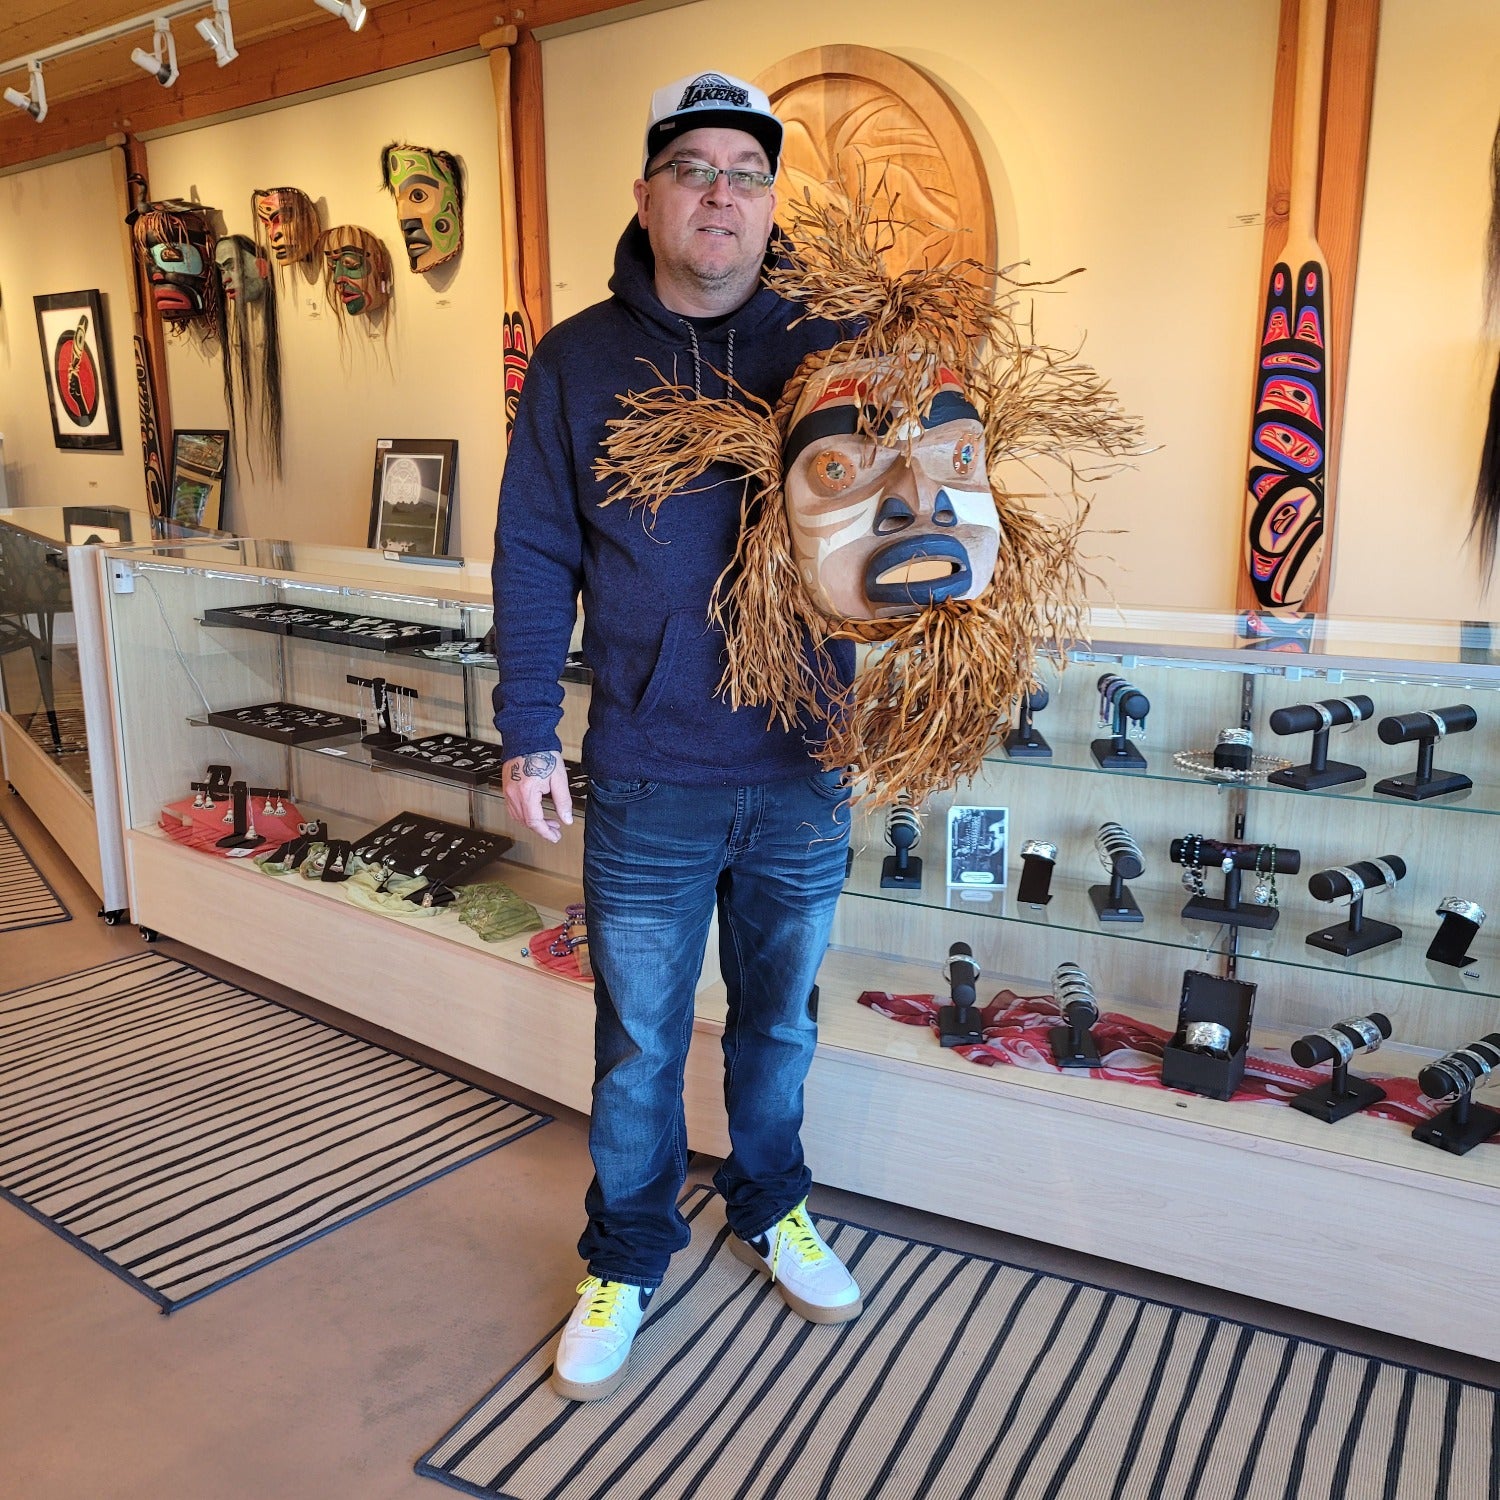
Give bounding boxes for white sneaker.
[551,1276,652,1401]
[730,1199,863,1324]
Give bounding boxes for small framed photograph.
[947,805,1008,888]
[168,430,230,530]
[368,438,458,557]
[34,289,122,451]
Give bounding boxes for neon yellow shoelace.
[771,1202,828,1281]
[577,1276,631,1328]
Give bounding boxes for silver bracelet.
[1335,696,1369,723]
[1021,839,1058,862]
[1343,1015,1384,1053]
[1183,1020,1232,1056]
[1369,858,1399,890]
[1438,897,1487,927]
[1312,702,1335,729]
[1330,865,1366,901]
[1425,709,1449,738]
[1312,1026,1356,1064]
[1217,727,1254,747]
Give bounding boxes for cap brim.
[645,111,782,174]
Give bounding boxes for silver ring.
[1312,702,1334,729]
[1313,1026,1356,1064]
[1438,897,1486,927]
[1022,839,1058,862]
[1217,727,1253,746]
[1184,1020,1232,1055]
[1425,709,1449,738]
[1330,865,1366,901]
[1344,1016,1384,1052]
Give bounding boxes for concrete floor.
[3,791,1497,1500]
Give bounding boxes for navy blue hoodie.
[491,218,852,785]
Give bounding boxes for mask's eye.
[810,448,856,495]
[953,438,979,477]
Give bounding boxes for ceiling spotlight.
[195,0,237,67]
[130,17,179,88]
[313,0,368,33]
[2,59,47,122]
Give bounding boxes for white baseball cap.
[642,70,783,175]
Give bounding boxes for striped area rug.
[0,813,69,933]
[0,953,549,1310]
[419,1187,1498,1500]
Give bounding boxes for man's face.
[252,189,314,263]
[214,239,267,305]
[782,359,1000,621]
[324,240,387,315]
[633,127,776,316]
[384,148,463,272]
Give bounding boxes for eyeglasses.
[644,159,775,198]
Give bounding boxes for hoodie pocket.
[633,608,764,761]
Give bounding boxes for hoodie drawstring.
[678,320,736,400]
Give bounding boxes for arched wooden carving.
[755,46,996,290]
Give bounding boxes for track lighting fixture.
[194,0,236,67]
[130,17,179,87]
[2,59,46,122]
[313,0,368,33]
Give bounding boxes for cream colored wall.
[144,59,505,557]
[539,0,1282,612]
[1332,0,1500,623]
[0,150,148,511]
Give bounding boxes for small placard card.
[946,805,1009,888]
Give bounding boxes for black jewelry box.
[1160,969,1258,1101]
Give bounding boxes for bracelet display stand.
[1266,695,1373,790]
[1414,1035,1500,1155]
[1016,839,1057,906]
[1004,686,1052,760]
[881,798,923,889]
[1160,969,1257,1100]
[1289,1013,1392,1122]
[1091,674,1149,771]
[1304,856,1406,956]
[938,940,985,1048]
[1049,962,1101,1068]
[1170,836,1300,931]
[1426,897,1486,967]
[1089,821,1144,923]
[1374,705,1476,800]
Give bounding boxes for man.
[493,70,861,1403]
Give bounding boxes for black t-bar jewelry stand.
[1170,838,1301,930]
[938,941,986,1047]
[1305,856,1406,956]
[1005,685,1053,760]
[1091,674,1149,771]
[1090,822,1144,923]
[881,801,923,889]
[1049,962,1102,1068]
[1267,695,1373,790]
[1289,1013,1391,1122]
[1415,1036,1500,1154]
[348,673,418,749]
[1375,706,1476,800]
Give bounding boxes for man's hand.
[502,751,574,844]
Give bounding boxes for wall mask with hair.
[214,233,283,480]
[131,200,223,334]
[595,185,1147,806]
[379,142,464,273]
[250,186,321,269]
[315,225,393,318]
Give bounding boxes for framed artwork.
[168,430,230,530]
[946,804,1009,888]
[368,438,458,557]
[34,289,122,451]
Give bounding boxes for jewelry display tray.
[367,732,507,786]
[203,602,459,652]
[351,812,512,885]
[205,701,364,746]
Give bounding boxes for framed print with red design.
[34,290,122,452]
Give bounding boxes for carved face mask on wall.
[379,143,464,273]
[316,226,392,317]
[250,186,320,264]
[131,202,221,329]
[780,358,1000,621]
[214,236,268,305]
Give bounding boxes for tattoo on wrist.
[511,751,558,781]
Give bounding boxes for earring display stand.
[1004,686,1052,760]
[1414,1035,1500,1155]
[1266,695,1373,790]
[348,673,417,749]
[1289,1013,1391,1122]
[1374,706,1477,801]
[1049,961,1102,1068]
[1169,837,1301,931]
[938,940,985,1048]
[1304,856,1406,956]
[1090,673,1149,771]
[1089,821,1144,923]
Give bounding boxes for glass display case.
[96,539,1500,1359]
[0,505,230,914]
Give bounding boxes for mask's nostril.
[874,495,915,535]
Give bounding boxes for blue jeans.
[578,770,850,1288]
